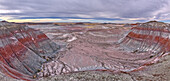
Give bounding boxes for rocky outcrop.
[0,22,61,80]
[119,21,170,54]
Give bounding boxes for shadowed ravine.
[0,21,169,81]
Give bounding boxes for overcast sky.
[0,0,170,23]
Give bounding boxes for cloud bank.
[0,0,170,22]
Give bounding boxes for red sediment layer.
[132,27,170,33]
[127,32,170,52]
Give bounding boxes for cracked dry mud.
[0,22,169,81]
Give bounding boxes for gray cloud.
[0,0,169,21]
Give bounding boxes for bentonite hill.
[0,21,169,81]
